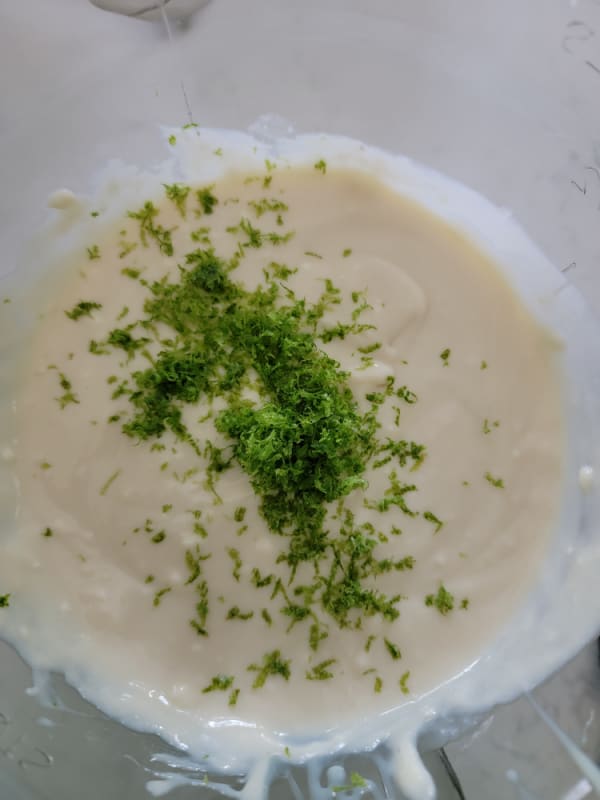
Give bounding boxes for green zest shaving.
[65,301,102,321]
[202,674,234,693]
[425,584,455,615]
[248,650,291,688]
[53,370,79,409]
[484,471,505,488]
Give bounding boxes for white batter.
[0,130,595,800]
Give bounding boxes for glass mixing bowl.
[1,1,600,798]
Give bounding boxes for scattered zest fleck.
[99,469,122,496]
[54,371,79,409]
[164,183,190,218]
[248,650,291,688]
[196,186,218,216]
[332,773,368,793]
[484,471,505,489]
[440,348,451,366]
[65,301,102,321]
[399,670,410,695]
[228,688,240,706]
[314,159,327,174]
[482,418,500,435]
[86,245,101,260]
[0,594,10,608]
[306,658,336,681]
[425,584,455,615]
[423,510,443,533]
[384,638,402,660]
[202,674,234,693]
[153,586,172,607]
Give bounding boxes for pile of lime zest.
[84,189,454,693]
[94,240,427,636]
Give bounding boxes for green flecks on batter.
[399,670,410,695]
[164,183,190,218]
[99,469,122,496]
[196,186,218,216]
[425,584,455,615]
[423,510,444,533]
[226,606,253,621]
[202,674,234,693]
[153,586,172,607]
[65,301,102,321]
[248,650,291,688]
[248,198,288,218]
[53,371,79,409]
[128,201,174,256]
[306,658,336,681]
[384,638,402,660]
[484,471,505,488]
[482,418,500,435]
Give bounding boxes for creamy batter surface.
[0,158,563,749]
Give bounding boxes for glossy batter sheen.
[0,164,563,740]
